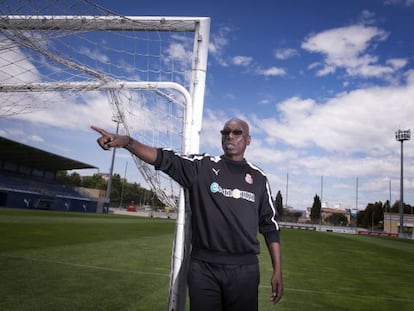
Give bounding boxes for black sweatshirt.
[154,149,280,265]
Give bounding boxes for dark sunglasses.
[220,129,244,136]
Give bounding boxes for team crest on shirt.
[245,173,253,184]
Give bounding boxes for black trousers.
[187,259,260,311]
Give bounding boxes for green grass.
[1,208,413,310]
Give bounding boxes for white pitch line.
[4,254,414,304]
[260,285,414,303]
[1,254,170,277]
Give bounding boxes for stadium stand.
[0,136,103,212]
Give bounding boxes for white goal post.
[0,12,210,311]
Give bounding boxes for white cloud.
[301,24,407,79]
[10,91,114,130]
[274,48,299,60]
[256,66,286,77]
[0,37,41,85]
[79,47,110,63]
[29,135,44,143]
[260,79,414,154]
[167,43,188,60]
[359,10,376,25]
[231,56,253,66]
[384,0,414,6]
[165,35,194,73]
[209,27,288,79]
[209,26,232,67]
[387,58,408,70]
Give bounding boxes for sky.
[1,0,414,211]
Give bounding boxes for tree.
[57,171,167,210]
[391,200,412,214]
[81,174,106,190]
[274,190,284,220]
[325,213,348,226]
[310,194,321,224]
[383,200,391,213]
[284,209,303,223]
[357,201,384,230]
[56,171,81,186]
[108,173,123,205]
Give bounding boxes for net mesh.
[0,0,206,209]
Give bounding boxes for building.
[305,204,351,225]
[383,212,414,235]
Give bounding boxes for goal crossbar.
[0,15,209,32]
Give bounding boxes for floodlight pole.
[285,172,289,208]
[119,161,128,209]
[395,129,411,237]
[355,176,359,227]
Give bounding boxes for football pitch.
[0,208,413,311]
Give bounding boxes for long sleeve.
[258,177,280,245]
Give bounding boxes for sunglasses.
[220,129,244,136]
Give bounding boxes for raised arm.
[91,125,157,164]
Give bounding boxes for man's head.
[221,118,251,161]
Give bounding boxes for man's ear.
[246,135,251,146]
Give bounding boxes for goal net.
[0,1,210,310]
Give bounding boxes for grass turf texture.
[1,208,413,310]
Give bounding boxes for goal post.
[0,12,210,311]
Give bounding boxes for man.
[92,117,283,311]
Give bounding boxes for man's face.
[221,119,251,161]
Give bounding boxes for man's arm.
[91,125,157,164]
[268,241,283,304]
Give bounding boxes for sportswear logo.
[212,168,220,175]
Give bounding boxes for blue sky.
[1,0,414,211]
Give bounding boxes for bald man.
[92,118,283,311]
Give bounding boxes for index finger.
[91,125,110,136]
